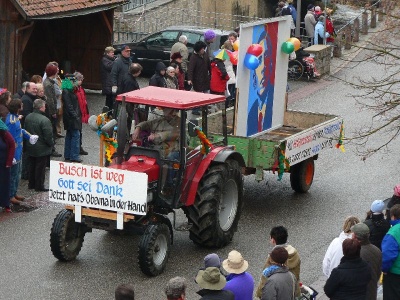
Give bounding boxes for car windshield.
[146,31,179,47]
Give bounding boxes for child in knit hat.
[364,199,390,250]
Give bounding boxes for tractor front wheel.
[184,159,243,248]
[138,223,171,276]
[50,209,86,261]
[290,158,315,193]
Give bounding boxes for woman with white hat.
[222,250,254,299]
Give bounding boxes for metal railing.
[114,8,263,44]
[122,0,159,12]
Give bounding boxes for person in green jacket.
[24,99,54,192]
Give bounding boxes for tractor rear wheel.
[50,209,86,261]
[138,223,171,276]
[290,158,315,193]
[184,159,243,248]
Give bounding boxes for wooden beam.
[101,11,113,35]
[65,205,135,222]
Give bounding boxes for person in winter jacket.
[101,46,116,110]
[170,52,185,90]
[6,99,38,205]
[324,238,372,300]
[314,16,330,45]
[364,199,390,250]
[210,58,229,95]
[261,247,296,300]
[24,99,54,191]
[222,250,254,300]
[170,35,189,73]
[0,118,16,213]
[62,75,82,163]
[385,184,400,221]
[222,41,236,107]
[149,62,167,88]
[382,204,400,299]
[196,267,234,300]
[304,5,317,46]
[351,223,382,300]
[256,226,301,298]
[187,41,210,93]
[111,45,132,95]
[165,66,178,90]
[322,216,360,277]
[73,72,89,156]
[120,63,146,131]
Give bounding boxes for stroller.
[288,47,316,81]
[299,283,319,300]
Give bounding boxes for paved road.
[0,43,395,299]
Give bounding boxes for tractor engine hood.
[109,156,160,182]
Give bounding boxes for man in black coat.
[20,82,37,179]
[101,46,116,110]
[324,238,372,300]
[111,45,132,95]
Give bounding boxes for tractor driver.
[131,107,180,160]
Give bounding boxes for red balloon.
[247,44,263,57]
[228,51,238,65]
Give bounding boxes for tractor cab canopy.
[116,86,226,109]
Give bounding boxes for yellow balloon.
[233,40,240,51]
[288,37,301,51]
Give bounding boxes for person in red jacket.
[73,71,89,155]
[210,58,229,95]
[325,9,336,57]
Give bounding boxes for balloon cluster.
[281,37,301,54]
[244,44,263,70]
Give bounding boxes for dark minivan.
[114,26,229,75]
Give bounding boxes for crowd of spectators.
[0,60,90,212]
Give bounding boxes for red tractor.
[50,87,245,276]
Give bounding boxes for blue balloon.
[244,53,260,70]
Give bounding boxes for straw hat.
[222,250,249,274]
[196,267,226,290]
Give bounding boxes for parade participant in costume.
[62,75,82,163]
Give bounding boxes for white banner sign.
[285,118,343,166]
[49,161,148,215]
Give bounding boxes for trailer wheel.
[184,159,243,248]
[138,223,171,276]
[50,209,86,261]
[290,158,315,193]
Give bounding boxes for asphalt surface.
[0,28,394,299]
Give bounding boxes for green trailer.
[191,104,343,192]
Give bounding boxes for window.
[182,32,203,49]
[146,31,179,47]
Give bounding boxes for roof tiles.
[15,0,124,18]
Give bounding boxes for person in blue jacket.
[6,98,38,205]
[222,250,254,300]
[382,204,400,299]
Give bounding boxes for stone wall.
[304,45,331,75]
[116,0,273,40]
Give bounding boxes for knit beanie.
[270,247,288,265]
[45,64,58,77]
